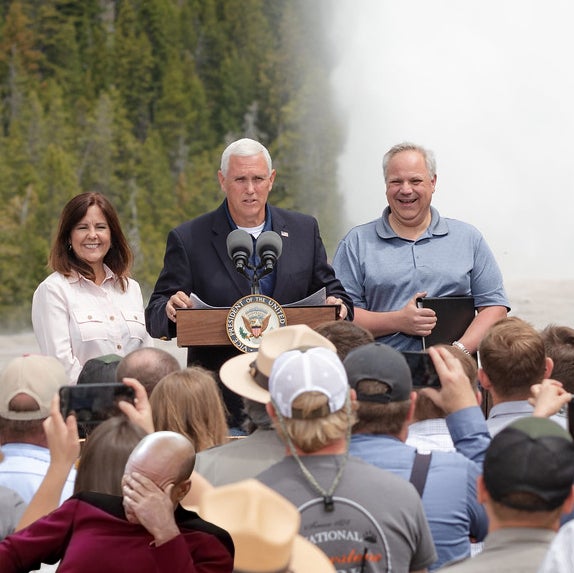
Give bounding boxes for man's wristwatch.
[452,340,471,355]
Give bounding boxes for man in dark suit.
[145,138,352,427]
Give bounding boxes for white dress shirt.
[406,418,456,453]
[538,519,574,573]
[32,266,153,383]
[0,443,76,504]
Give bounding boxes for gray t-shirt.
[194,429,285,486]
[258,454,437,572]
[0,485,26,540]
[441,528,555,572]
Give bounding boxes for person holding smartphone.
[0,355,75,506]
[345,343,489,570]
[32,192,153,384]
[0,431,234,573]
[531,380,574,573]
[406,344,482,453]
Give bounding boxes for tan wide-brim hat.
[199,479,335,573]
[290,536,335,573]
[219,324,336,404]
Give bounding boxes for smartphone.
[568,400,574,440]
[401,351,441,388]
[59,383,135,428]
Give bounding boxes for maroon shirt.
[0,492,234,573]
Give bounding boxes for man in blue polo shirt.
[344,342,490,570]
[333,142,509,354]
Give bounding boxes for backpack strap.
[409,452,432,497]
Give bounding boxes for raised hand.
[43,394,81,469]
[530,379,572,418]
[122,471,181,546]
[117,377,155,434]
[420,345,476,413]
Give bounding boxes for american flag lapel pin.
[280,231,289,237]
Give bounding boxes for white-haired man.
[145,138,352,428]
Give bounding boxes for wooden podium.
[176,305,339,347]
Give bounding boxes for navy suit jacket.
[145,202,353,370]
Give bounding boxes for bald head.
[124,431,196,489]
[116,348,180,395]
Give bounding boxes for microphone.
[226,229,253,272]
[256,231,283,272]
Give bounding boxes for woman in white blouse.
[32,192,153,383]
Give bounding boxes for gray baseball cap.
[343,343,412,403]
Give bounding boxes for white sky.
[329,1,574,281]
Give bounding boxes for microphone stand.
[229,230,282,296]
[235,262,274,295]
[250,269,261,295]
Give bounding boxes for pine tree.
[113,0,154,140]
[0,0,347,324]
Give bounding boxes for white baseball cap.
[269,346,348,419]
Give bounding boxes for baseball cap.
[269,346,348,419]
[484,416,574,510]
[219,325,337,404]
[0,355,68,420]
[343,342,412,403]
[200,479,335,573]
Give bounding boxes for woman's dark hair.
[49,192,132,291]
[73,416,147,496]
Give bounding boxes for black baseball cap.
[484,416,574,511]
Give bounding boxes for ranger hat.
[200,479,335,573]
[219,325,336,404]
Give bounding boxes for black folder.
[416,296,476,349]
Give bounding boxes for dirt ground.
[2,278,573,371]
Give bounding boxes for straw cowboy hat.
[199,479,335,573]
[219,324,337,404]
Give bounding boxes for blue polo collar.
[376,206,448,241]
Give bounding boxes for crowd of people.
[1,138,574,572]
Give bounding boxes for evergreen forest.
[0,0,346,328]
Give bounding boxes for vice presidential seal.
[226,295,287,352]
